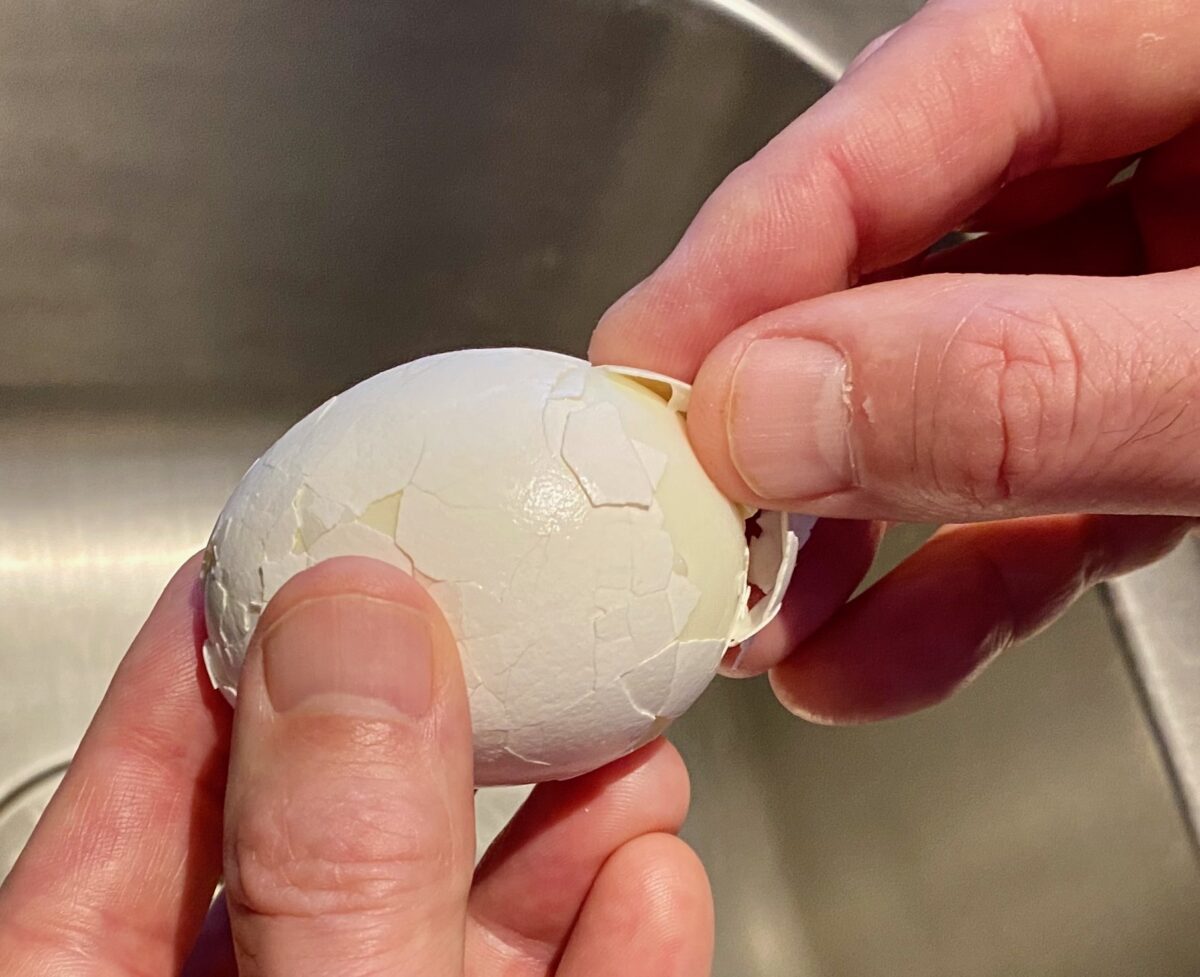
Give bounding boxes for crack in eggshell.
[630,529,674,596]
[666,573,702,635]
[498,745,553,772]
[469,684,510,740]
[616,640,679,716]
[661,639,729,716]
[631,439,669,489]
[548,363,589,401]
[502,679,652,783]
[396,486,540,585]
[307,521,415,575]
[541,389,585,458]
[202,349,812,786]
[562,401,655,508]
[359,490,405,537]
[293,483,352,550]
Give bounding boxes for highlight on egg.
[202,348,811,785]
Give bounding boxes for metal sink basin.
[3,1,1198,974]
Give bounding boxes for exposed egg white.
[202,348,810,785]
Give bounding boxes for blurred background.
[2,1,1199,974]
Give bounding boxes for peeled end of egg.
[600,364,810,647]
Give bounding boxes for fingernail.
[729,338,853,500]
[261,595,434,716]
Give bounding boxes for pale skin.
[594,0,1200,722]
[0,556,713,977]
[1,1,1197,972]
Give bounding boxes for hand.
[591,0,1200,723]
[0,555,713,976]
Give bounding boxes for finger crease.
[1005,3,1063,180]
[817,143,866,286]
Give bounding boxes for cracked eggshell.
[203,348,811,785]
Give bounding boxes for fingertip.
[0,552,230,977]
[589,278,694,380]
[167,550,207,597]
[597,303,790,513]
[686,329,766,507]
[766,609,990,727]
[257,555,439,628]
[127,551,206,666]
[595,735,691,807]
[590,244,735,384]
[222,562,474,975]
[467,739,694,969]
[558,832,714,977]
[234,557,464,731]
[108,549,225,732]
[622,737,692,823]
[607,832,713,934]
[766,667,852,726]
[478,737,692,882]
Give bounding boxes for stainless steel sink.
[3,1,1198,974]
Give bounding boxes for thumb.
[222,557,474,977]
[688,269,1200,521]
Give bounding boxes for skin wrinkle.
[229,792,438,921]
[979,297,1083,497]
[1089,297,1200,457]
[1165,302,1200,337]
[900,55,979,186]
[1118,400,1191,449]
[1076,311,1132,448]
[813,145,867,286]
[837,346,862,493]
[975,314,1030,503]
[12,901,166,977]
[1005,1,1065,179]
[227,894,414,932]
[929,294,993,507]
[1057,301,1088,448]
[908,324,923,495]
[1026,324,1062,466]
[925,291,1136,511]
[968,536,1067,640]
[474,916,564,971]
[290,716,412,756]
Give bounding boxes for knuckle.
[930,297,1085,510]
[226,740,453,919]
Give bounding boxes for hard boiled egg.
[202,348,810,785]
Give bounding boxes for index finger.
[590,0,1200,379]
[0,556,230,977]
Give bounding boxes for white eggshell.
[203,348,809,785]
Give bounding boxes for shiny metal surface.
[0,0,822,396]
[676,526,1200,977]
[1109,537,1200,848]
[2,1,1198,975]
